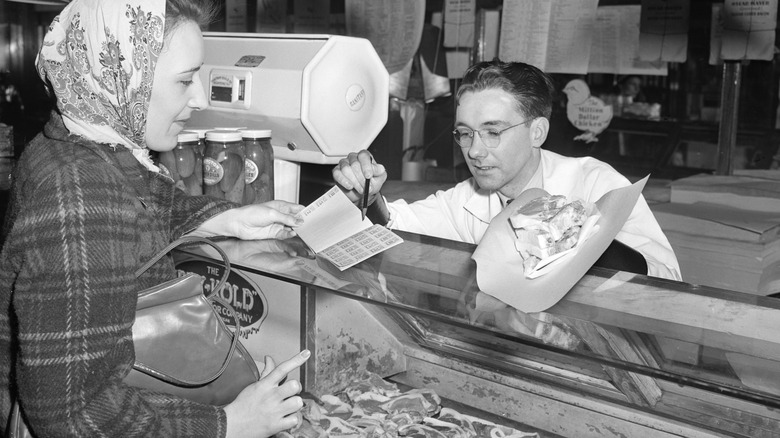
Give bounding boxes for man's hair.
[456,60,557,120]
[164,0,218,38]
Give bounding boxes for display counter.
[545,115,780,181]
[174,231,780,437]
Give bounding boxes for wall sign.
[720,0,778,60]
[176,260,269,339]
[563,79,613,144]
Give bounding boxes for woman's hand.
[332,150,387,206]
[224,350,311,438]
[195,200,305,240]
[212,238,315,274]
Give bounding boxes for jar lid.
[240,129,272,139]
[177,131,199,143]
[185,127,210,138]
[205,130,242,142]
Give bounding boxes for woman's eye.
[181,79,194,86]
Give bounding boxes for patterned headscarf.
[37,0,166,172]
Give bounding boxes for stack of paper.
[652,191,780,295]
[670,173,780,213]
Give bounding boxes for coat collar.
[43,111,170,209]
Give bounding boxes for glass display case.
[175,231,780,437]
[572,117,780,181]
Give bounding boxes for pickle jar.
[187,127,210,155]
[203,130,245,203]
[241,129,275,205]
[159,130,202,195]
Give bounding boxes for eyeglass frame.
[451,119,532,149]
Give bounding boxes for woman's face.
[145,21,208,152]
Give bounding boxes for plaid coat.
[1,113,236,437]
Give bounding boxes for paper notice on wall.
[445,50,471,78]
[545,0,598,73]
[346,0,425,74]
[399,99,426,153]
[498,0,597,74]
[710,3,725,65]
[720,0,778,61]
[638,0,690,63]
[499,0,551,70]
[293,0,330,33]
[589,5,668,76]
[474,9,501,63]
[226,0,248,32]
[255,0,288,33]
[419,24,452,101]
[389,59,413,100]
[443,0,476,48]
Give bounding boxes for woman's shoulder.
[16,133,123,194]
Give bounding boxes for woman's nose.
[189,76,209,111]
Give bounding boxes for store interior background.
[4,5,780,436]
[3,0,780,179]
[1,0,780,283]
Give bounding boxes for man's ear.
[530,117,549,148]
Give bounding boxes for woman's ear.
[530,117,549,148]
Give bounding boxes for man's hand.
[332,150,387,206]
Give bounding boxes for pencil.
[361,177,370,221]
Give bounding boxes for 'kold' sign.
[176,260,269,339]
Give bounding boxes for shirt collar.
[520,160,545,194]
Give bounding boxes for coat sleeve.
[7,162,226,438]
[169,188,239,238]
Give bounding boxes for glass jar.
[241,129,275,205]
[203,130,245,203]
[186,127,210,155]
[159,130,202,195]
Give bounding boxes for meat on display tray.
[276,371,558,438]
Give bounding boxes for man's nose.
[467,134,489,158]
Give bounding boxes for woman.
[1,0,308,436]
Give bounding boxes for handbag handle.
[133,236,243,387]
[134,235,231,287]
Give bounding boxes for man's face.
[621,77,641,98]
[455,88,543,198]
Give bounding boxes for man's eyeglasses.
[452,120,530,149]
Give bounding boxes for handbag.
[8,236,259,438]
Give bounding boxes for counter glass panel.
[175,230,780,436]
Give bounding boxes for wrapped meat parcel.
[510,194,600,275]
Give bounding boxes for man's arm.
[365,193,390,225]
